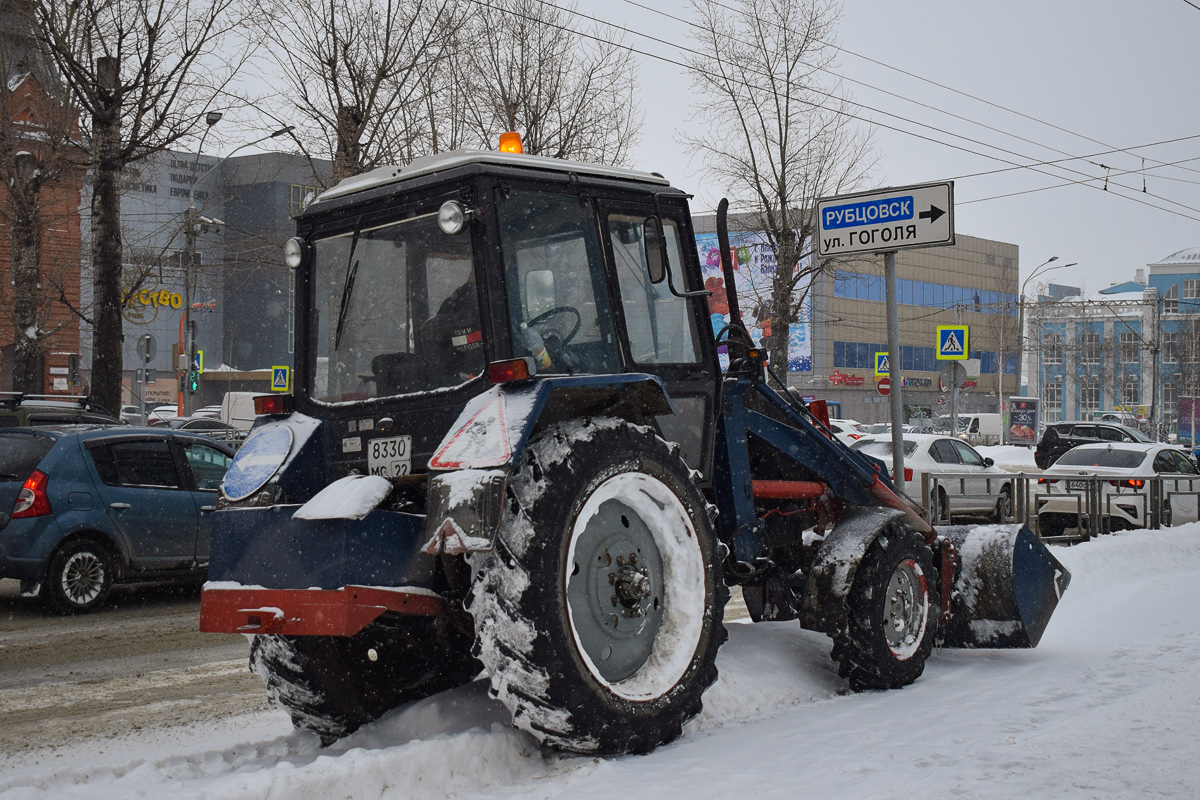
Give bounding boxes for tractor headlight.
[284,237,307,269]
[438,200,472,235]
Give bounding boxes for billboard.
[1006,396,1040,446]
[694,232,811,372]
[1180,397,1198,447]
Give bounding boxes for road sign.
[271,365,291,392]
[937,395,947,406]
[874,351,890,378]
[816,181,954,258]
[936,325,969,360]
[192,349,204,372]
[939,361,967,392]
[136,333,156,363]
[877,377,891,396]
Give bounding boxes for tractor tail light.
[904,467,913,482]
[254,394,294,415]
[12,469,51,519]
[488,358,534,384]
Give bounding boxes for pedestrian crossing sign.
[874,351,890,377]
[271,365,291,392]
[936,325,969,360]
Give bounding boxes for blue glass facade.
[833,270,1017,315]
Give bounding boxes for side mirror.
[983,457,995,468]
[643,216,668,284]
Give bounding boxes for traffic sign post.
[271,366,291,392]
[818,180,956,498]
[936,325,969,360]
[877,377,891,396]
[874,352,890,378]
[815,181,955,258]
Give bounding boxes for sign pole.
[884,251,905,496]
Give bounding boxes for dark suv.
[1034,421,1152,469]
[0,426,233,613]
[0,393,120,428]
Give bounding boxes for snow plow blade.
[939,524,1071,649]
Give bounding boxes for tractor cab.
[285,148,719,484]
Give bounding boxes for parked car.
[852,433,1013,522]
[828,417,868,446]
[1034,420,1152,470]
[146,405,180,424]
[0,394,119,428]
[193,405,222,419]
[1036,443,1200,536]
[0,426,234,613]
[119,405,142,424]
[160,416,248,445]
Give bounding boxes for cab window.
[606,214,700,364]
[183,442,232,490]
[499,190,619,374]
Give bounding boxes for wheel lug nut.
[611,594,618,606]
[616,556,624,566]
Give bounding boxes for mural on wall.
[694,232,812,372]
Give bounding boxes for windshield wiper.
[333,218,364,351]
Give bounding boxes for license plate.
[367,435,412,477]
[1068,480,1089,491]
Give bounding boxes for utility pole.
[884,252,904,496]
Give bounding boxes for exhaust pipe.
[939,524,1071,648]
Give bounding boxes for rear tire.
[991,487,1013,523]
[250,617,479,745]
[43,538,113,614]
[832,522,939,691]
[467,418,727,755]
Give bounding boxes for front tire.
[467,419,727,755]
[44,538,113,614]
[991,487,1013,523]
[832,523,939,691]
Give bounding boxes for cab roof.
[311,149,672,208]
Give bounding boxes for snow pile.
[292,475,391,520]
[4,526,1200,798]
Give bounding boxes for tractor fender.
[422,374,674,554]
[799,505,907,635]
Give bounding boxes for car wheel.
[1037,515,1065,538]
[44,538,113,614]
[936,489,950,524]
[991,487,1013,523]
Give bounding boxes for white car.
[1036,443,1200,536]
[828,417,869,447]
[852,433,1014,522]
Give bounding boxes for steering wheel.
[527,306,582,345]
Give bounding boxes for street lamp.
[1017,257,1075,406]
[178,120,294,415]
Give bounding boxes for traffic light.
[188,371,199,393]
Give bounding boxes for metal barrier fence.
[921,472,1200,542]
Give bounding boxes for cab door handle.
[109,502,131,510]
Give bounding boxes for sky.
[569,0,1200,296]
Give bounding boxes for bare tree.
[456,0,641,164]
[256,0,462,186]
[35,0,249,413]
[684,0,873,378]
[0,3,85,393]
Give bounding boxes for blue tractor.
[201,146,1069,755]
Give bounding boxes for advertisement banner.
[694,232,811,372]
[1006,396,1040,446]
[1180,397,1197,447]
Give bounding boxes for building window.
[1164,284,1179,313]
[290,184,319,216]
[1081,379,1101,412]
[1043,332,1063,364]
[1123,375,1140,405]
[1119,331,1140,364]
[1163,381,1178,410]
[1080,332,1101,365]
[1184,279,1200,300]
[1163,331,1180,363]
[1043,382,1062,410]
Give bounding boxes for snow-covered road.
[3,525,1199,799]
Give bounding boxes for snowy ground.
[4,525,1200,799]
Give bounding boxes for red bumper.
[200,585,446,636]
